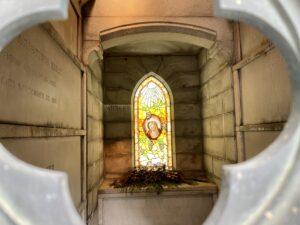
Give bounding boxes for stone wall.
[0,1,102,223]
[103,55,203,179]
[199,23,291,186]
[50,0,82,58]
[234,23,291,160]
[0,25,86,217]
[199,45,236,186]
[86,50,104,222]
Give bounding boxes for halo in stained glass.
[133,75,173,169]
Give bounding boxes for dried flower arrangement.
[111,165,208,194]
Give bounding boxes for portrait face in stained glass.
[133,75,173,169]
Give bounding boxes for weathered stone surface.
[87,68,93,92]
[198,45,236,186]
[104,74,136,90]
[104,139,132,156]
[86,45,105,221]
[201,89,234,119]
[204,154,213,174]
[225,137,237,161]
[200,84,210,101]
[223,113,235,136]
[87,190,93,216]
[160,55,198,71]
[174,104,201,120]
[100,37,206,56]
[104,72,138,84]
[104,122,131,139]
[104,57,147,76]
[0,26,82,128]
[200,57,228,84]
[202,97,222,118]
[87,140,103,164]
[166,72,200,89]
[98,186,215,225]
[100,158,104,179]
[208,174,221,188]
[212,158,231,178]
[104,105,131,122]
[88,117,103,141]
[88,51,102,81]
[222,89,234,113]
[173,88,199,103]
[241,48,291,125]
[50,4,78,55]
[175,137,202,153]
[244,131,280,160]
[203,118,211,136]
[240,22,269,57]
[181,170,204,179]
[210,115,223,136]
[176,153,202,171]
[87,92,103,120]
[84,16,232,41]
[83,40,98,65]
[104,89,131,104]
[207,41,231,60]
[84,0,214,17]
[104,57,128,72]
[1,137,82,206]
[87,161,100,191]
[204,137,225,158]
[198,48,208,69]
[91,185,98,214]
[89,74,103,100]
[175,120,202,137]
[207,67,232,98]
[139,56,163,72]
[206,113,234,137]
[105,155,132,174]
[159,56,198,79]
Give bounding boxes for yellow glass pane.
[133,76,173,169]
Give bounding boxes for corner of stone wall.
[86,49,104,223]
[199,41,237,188]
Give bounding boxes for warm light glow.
[133,76,173,169]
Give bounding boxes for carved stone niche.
[0,0,299,225]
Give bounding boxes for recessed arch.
[131,72,176,169]
[100,22,217,51]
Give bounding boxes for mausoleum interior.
[0,1,293,225]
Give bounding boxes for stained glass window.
[133,74,173,169]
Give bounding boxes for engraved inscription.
[0,49,57,88]
[104,105,130,113]
[0,75,57,104]
[0,26,82,128]
[16,35,62,76]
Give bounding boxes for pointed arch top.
[131,72,175,169]
[131,72,174,104]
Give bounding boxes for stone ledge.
[98,179,217,196]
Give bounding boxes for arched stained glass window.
[132,73,175,169]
